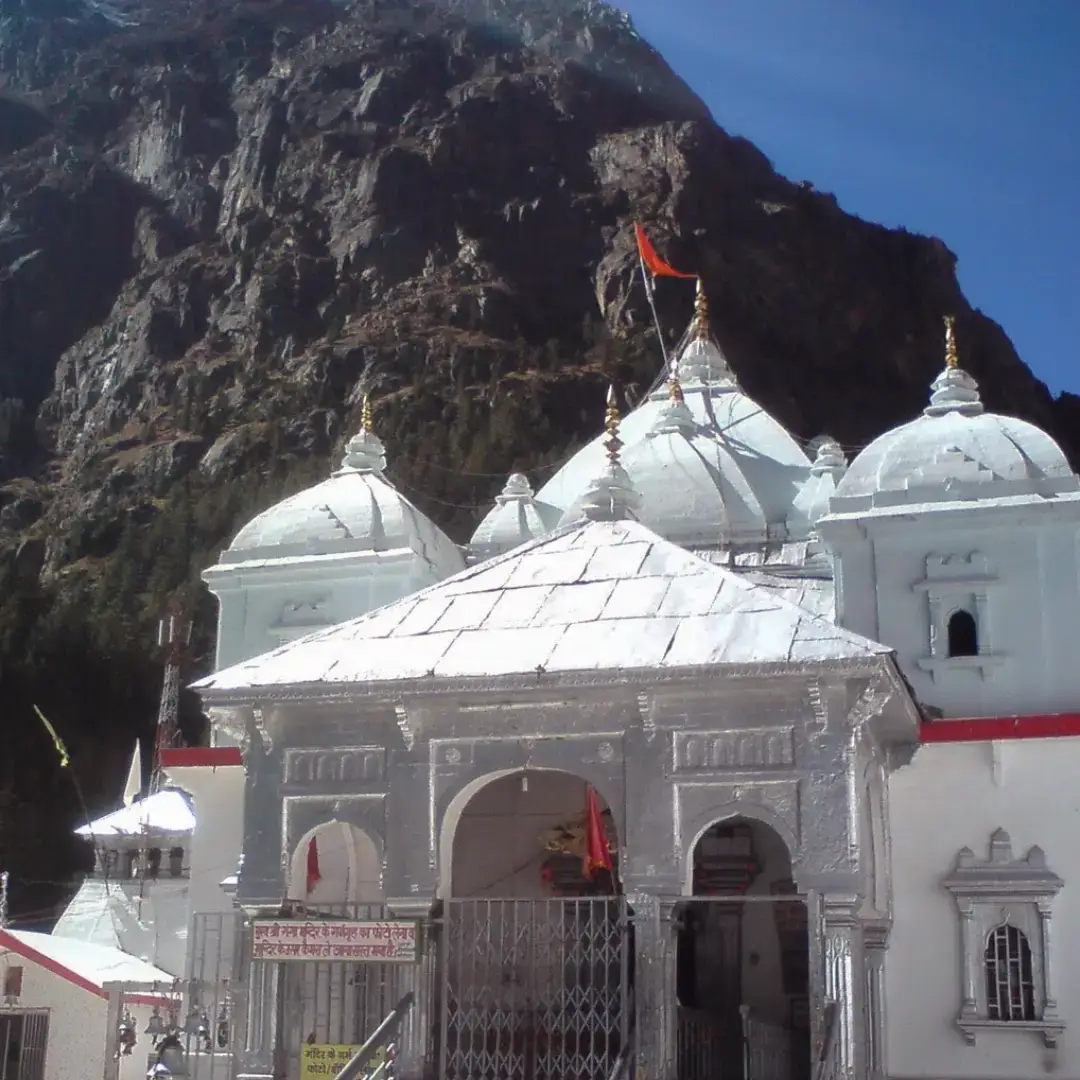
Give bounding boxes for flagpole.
[637,249,670,372]
[33,704,111,896]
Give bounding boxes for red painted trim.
[160,747,242,768]
[920,713,1080,743]
[0,930,171,1005]
[0,929,106,999]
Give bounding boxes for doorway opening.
[439,770,630,1080]
[676,817,809,1080]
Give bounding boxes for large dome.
[831,321,1078,513]
[219,418,464,577]
[534,290,813,550]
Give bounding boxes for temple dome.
[831,321,1078,514]
[469,473,557,560]
[537,290,812,549]
[219,414,464,577]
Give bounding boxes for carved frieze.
[284,746,385,786]
[675,727,795,772]
[676,778,802,860]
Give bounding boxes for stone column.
[387,897,437,1080]
[822,894,868,1080]
[863,923,888,1080]
[627,891,680,1080]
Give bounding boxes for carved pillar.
[628,891,680,1080]
[1038,901,1059,1022]
[957,899,978,1023]
[864,924,888,1080]
[822,895,868,1080]
[387,897,437,1080]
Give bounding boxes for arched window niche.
[943,829,1063,1048]
[947,609,979,658]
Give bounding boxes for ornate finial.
[336,394,387,475]
[692,277,709,341]
[944,316,959,370]
[603,384,623,465]
[667,355,684,404]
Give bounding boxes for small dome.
[219,412,465,577]
[831,320,1078,513]
[537,286,812,549]
[469,474,558,559]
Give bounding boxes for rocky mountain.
[0,0,1076,915]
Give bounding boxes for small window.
[947,609,978,657]
[169,847,186,877]
[985,924,1035,1021]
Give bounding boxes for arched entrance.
[676,817,809,1080]
[438,770,629,1080]
[280,821,396,1066]
[286,819,383,906]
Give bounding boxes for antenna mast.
[152,598,192,792]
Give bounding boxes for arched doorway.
[280,822,394,1064]
[676,817,809,1080]
[438,770,629,1080]
[286,820,383,907]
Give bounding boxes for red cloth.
[634,223,696,279]
[305,837,322,895]
[583,786,614,878]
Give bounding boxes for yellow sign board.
[300,1044,386,1079]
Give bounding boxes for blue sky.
[619,0,1080,395]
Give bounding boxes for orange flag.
[634,223,696,279]
[583,786,614,878]
[305,837,322,895]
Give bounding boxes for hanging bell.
[145,1007,167,1037]
[183,1005,203,1036]
[118,1012,137,1055]
[216,1002,230,1049]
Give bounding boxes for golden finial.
[692,277,710,341]
[944,315,959,370]
[361,392,373,432]
[668,362,684,404]
[603,384,623,465]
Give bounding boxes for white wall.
[167,765,244,922]
[0,949,164,1080]
[206,556,442,671]
[887,738,1080,1078]
[828,511,1080,719]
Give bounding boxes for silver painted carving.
[675,727,795,771]
[943,829,1064,1048]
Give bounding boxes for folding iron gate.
[439,898,630,1080]
[0,1011,48,1080]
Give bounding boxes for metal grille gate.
[0,1011,48,1080]
[439,898,629,1080]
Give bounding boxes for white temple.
[14,291,1080,1080]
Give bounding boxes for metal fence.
[438,897,630,1080]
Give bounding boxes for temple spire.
[925,314,983,418]
[692,277,710,341]
[336,391,387,474]
[603,384,623,466]
[944,315,959,370]
[577,385,641,522]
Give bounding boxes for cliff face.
[0,0,1076,912]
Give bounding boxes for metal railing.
[332,991,415,1080]
[741,1005,792,1080]
[812,1002,840,1080]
